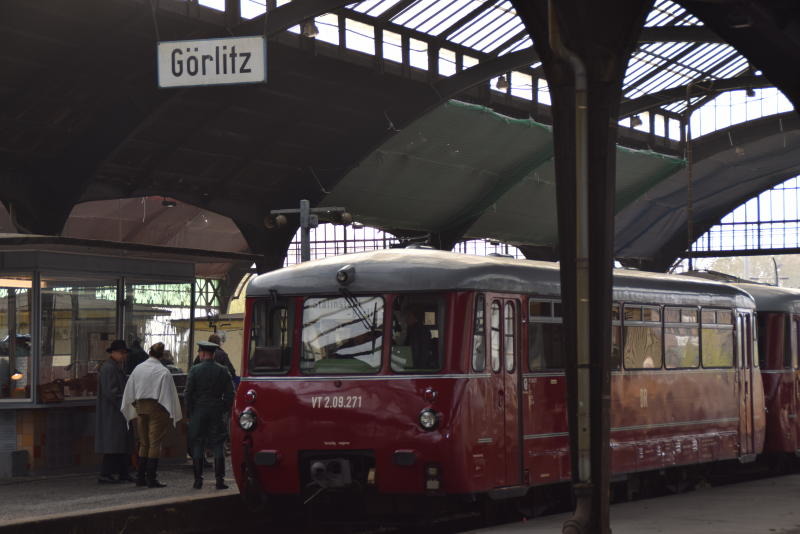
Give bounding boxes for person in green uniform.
[186,341,234,489]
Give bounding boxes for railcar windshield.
[301,296,384,375]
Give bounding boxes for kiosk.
[0,234,257,475]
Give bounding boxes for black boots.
[193,457,203,489]
[136,457,148,487]
[214,456,228,490]
[146,458,166,488]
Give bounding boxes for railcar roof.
[248,249,754,308]
[734,283,800,314]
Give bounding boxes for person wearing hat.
[121,342,182,488]
[186,341,234,489]
[192,333,237,382]
[95,339,134,483]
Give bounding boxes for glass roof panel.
[497,36,532,56]
[353,0,395,16]
[645,0,701,27]
[351,0,402,17]
[393,0,443,26]
[200,0,781,128]
[715,57,749,79]
[414,1,477,34]
[446,1,519,51]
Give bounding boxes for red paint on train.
[229,251,767,504]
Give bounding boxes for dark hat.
[106,339,129,353]
[197,341,219,353]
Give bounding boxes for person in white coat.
[121,342,182,488]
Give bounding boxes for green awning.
[325,100,685,248]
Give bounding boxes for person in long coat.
[95,339,134,483]
[186,341,233,489]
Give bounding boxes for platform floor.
[0,457,237,529]
[4,464,800,533]
[470,474,800,534]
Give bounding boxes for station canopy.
[1,0,799,272]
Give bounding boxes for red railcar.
[736,283,800,457]
[230,249,764,504]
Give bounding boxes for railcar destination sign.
[157,36,266,88]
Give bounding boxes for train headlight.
[419,409,438,431]
[336,265,355,285]
[239,408,257,431]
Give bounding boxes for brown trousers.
[135,399,170,459]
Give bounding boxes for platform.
[470,474,800,534]
[0,458,240,534]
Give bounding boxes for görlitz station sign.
[157,36,266,88]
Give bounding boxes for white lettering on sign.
[157,36,266,88]
[311,395,363,409]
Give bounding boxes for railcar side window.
[665,307,700,369]
[611,304,621,370]
[391,294,444,373]
[490,301,501,372]
[769,315,793,369]
[472,295,486,372]
[528,299,564,370]
[794,317,800,370]
[302,296,384,375]
[504,302,516,372]
[249,297,294,375]
[623,304,663,370]
[701,309,734,368]
[785,316,792,369]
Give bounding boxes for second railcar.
[736,283,800,457]
[231,249,765,504]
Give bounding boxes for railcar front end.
[230,276,479,503]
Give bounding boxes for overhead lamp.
[263,214,288,229]
[727,11,752,29]
[11,369,23,381]
[746,87,756,98]
[630,115,643,128]
[329,211,353,225]
[162,197,177,208]
[301,19,319,38]
[495,75,510,91]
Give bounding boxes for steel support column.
[514,1,652,532]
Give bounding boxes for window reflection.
[0,276,32,400]
[40,276,118,400]
[124,281,194,374]
[302,296,384,375]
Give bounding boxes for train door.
[501,299,523,486]
[737,311,755,457]
[487,299,506,486]
[487,296,523,488]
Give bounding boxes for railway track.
[200,460,800,534]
